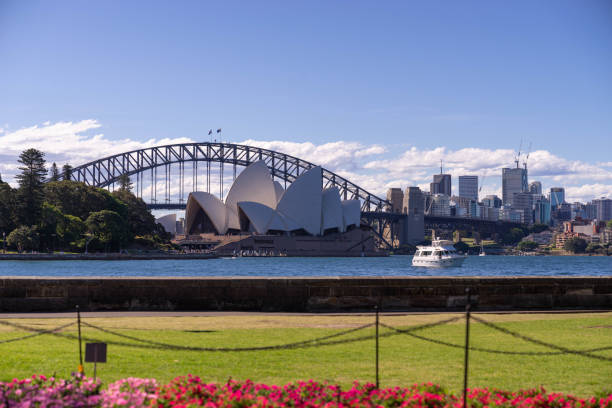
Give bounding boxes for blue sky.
[1,0,611,202]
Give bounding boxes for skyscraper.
[430,174,451,196]
[482,195,502,208]
[502,167,528,206]
[528,181,542,195]
[549,187,565,208]
[458,175,478,201]
[592,198,612,221]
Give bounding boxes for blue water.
[0,256,610,277]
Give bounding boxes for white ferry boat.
[412,239,467,267]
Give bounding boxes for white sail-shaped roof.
[156,213,177,235]
[321,187,344,234]
[276,166,323,236]
[224,161,278,230]
[341,199,361,230]
[185,192,228,235]
[273,181,285,204]
[237,201,276,234]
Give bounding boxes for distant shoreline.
[0,253,218,261]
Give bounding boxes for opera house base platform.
[177,228,388,257]
[0,277,610,313]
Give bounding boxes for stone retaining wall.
[0,277,610,312]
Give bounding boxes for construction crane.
[479,173,487,193]
[523,142,532,170]
[515,138,523,168]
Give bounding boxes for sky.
[1,0,611,204]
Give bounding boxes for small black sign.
[85,343,107,363]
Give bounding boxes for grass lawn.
[0,312,610,397]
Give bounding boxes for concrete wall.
[0,277,610,313]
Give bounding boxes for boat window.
[415,251,421,256]
[433,251,441,256]
[422,251,431,256]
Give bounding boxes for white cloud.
[0,120,610,204]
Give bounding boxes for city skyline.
[0,118,610,204]
[1,1,611,203]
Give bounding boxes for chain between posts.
[0,321,75,344]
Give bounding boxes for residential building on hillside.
[458,175,478,201]
[502,167,528,206]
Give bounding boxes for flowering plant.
[1,375,610,408]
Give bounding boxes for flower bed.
[0,375,610,408]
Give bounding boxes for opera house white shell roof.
[185,161,361,236]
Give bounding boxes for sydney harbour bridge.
[69,142,519,248]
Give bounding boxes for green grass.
[0,313,610,397]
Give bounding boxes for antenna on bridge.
[440,159,443,174]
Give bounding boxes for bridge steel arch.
[70,142,390,212]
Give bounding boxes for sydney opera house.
[176,161,382,256]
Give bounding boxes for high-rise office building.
[528,181,542,195]
[592,198,612,221]
[533,196,551,224]
[549,187,565,208]
[502,167,528,206]
[386,188,404,213]
[513,192,534,224]
[430,194,451,217]
[403,187,424,215]
[482,195,502,208]
[430,174,451,196]
[458,175,478,201]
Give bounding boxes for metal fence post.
[463,288,471,408]
[375,305,380,389]
[76,305,83,374]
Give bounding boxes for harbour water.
[0,255,610,277]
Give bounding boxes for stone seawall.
[0,277,610,312]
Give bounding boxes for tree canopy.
[0,149,170,253]
[563,237,588,254]
[15,148,47,226]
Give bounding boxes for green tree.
[0,179,17,234]
[564,237,588,254]
[62,164,73,181]
[118,174,133,192]
[38,203,66,251]
[57,214,86,248]
[112,189,157,237]
[503,227,526,245]
[86,210,129,252]
[585,243,602,254]
[7,225,39,253]
[607,220,612,229]
[15,148,47,226]
[517,240,538,251]
[530,224,549,234]
[49,162,60,182]
[44,180,128,222]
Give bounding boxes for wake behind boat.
[412,239,467,267]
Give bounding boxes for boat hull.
[412,255,466,267]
